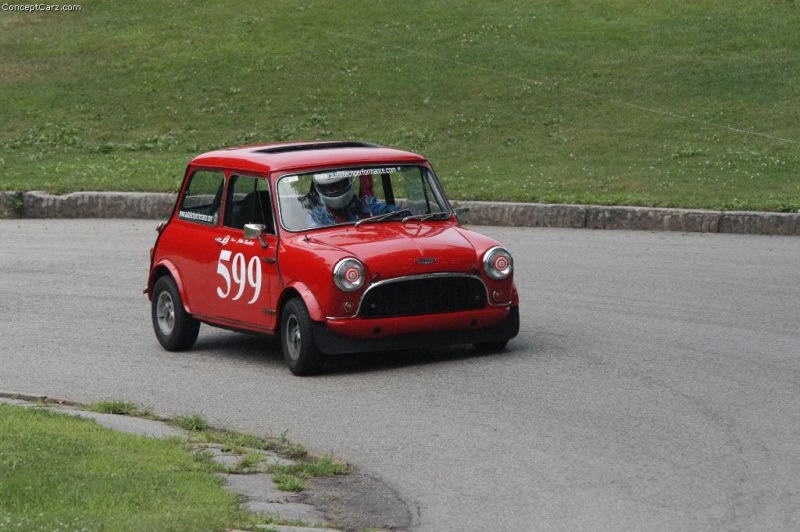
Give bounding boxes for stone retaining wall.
[2,191,175,220]
[2,192,798,236]
[451,200,800,235]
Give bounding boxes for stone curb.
[452,200,800,236]
[1,191,798,236]
[0,191,176,220]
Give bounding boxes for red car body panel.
[325,306,513,339]
[148,141,519,358]
[191,143,427,176]
[298,224,478,274]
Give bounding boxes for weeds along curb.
[0,389,83,407]
[1,191,799,235]
[0,191,24,218]
[0,389,346,467]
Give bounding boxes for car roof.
[189,141,428,175]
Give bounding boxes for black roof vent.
[252,141,379,154]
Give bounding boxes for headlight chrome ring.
[333,258,365,292]
[483,246,513,280]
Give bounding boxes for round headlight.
[483,246,513,280]
[333,258,365,292]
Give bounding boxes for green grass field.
[0,403,261,531]
[1,0,799,211]
[0,401,350,531]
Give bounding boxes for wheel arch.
[277,282,325,324]
[147,260,192,313]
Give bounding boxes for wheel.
[151,275,200,351]
[473,340,508,353]
[280,298,324,376]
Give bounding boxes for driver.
[309,171,398,226]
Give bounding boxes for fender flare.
[281,281,324,322]
[148,260,193,314]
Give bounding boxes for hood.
[303,223,479,278]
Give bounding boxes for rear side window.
[178,170,225,225]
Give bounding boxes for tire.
[281,298,324,376]
[473,340,508,353]
[151,275,200,351]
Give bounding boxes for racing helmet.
[313,172,355,210]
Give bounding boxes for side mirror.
[244,223,268,249]
[243,223,266,239]
[454,207,471,225]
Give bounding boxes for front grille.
[359,275,487,318]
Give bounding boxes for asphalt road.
[2,219,799,531]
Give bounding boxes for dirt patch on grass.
[0,62,41,83]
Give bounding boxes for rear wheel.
[281,298,324,376]
[151,275,200,351]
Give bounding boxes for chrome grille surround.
[358,273,488,318]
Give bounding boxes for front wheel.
[281,298,324,376]
[151,275,200,351]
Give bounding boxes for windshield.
[277,165,451,231]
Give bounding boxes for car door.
[209,174,278,333]
[168,168,229,320]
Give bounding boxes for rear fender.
[148,260,192,313]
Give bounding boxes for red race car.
[147,141,519,375]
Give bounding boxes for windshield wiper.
[354,210,406,227]
[401,212,450,223]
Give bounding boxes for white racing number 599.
[216,250,262,304]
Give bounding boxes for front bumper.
[311,306,520,355]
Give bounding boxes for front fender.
[281,281,325,322]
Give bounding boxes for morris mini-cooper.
[147,141,519,375]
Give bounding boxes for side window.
[224,175,274,233]
[178,170,225,225]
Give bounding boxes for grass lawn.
[1,0,799,212]
[0,401,351,531]
[0,403,262,531]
